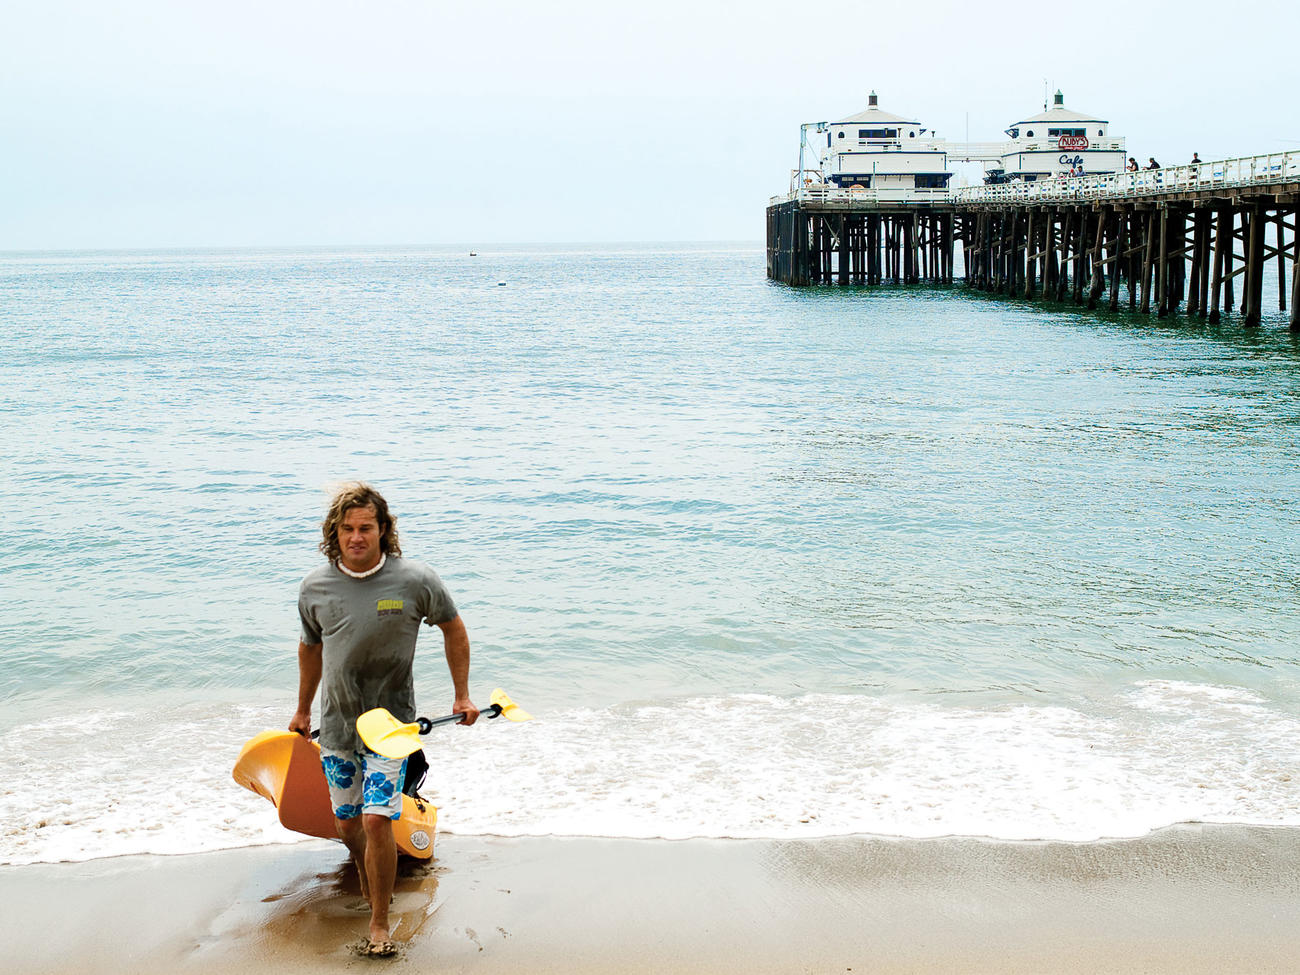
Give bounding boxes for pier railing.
[771,185,952,206]
[954,150,1300,205]
[769,150,1300,211]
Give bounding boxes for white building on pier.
[798,92,952,201]
[985,90,1126,183]
[780,89,1127,204]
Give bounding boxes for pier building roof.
[1009,90,1106,128]
[836,105,917,125]
[833,91,920,127]
[1014,106,1106,124]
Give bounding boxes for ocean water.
[3,243,1299,865]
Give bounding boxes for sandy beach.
[5,824,1299,974]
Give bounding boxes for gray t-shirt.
[298,556,458,751]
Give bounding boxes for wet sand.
[5,824,1300,974]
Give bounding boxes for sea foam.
[3,681,1297,865]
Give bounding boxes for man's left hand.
[454,698,480,726]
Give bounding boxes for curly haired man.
[289,482,479,956]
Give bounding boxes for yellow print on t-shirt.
[377,599,404,617]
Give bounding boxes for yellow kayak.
[232,730,437,859]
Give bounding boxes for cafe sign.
[1058,135,1089,151]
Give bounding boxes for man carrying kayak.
[289,482,479,956]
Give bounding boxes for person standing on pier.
[290,482,479,957]
[1145,157,1161,169]
[1127,157,1139,172]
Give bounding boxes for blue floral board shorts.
[319,746,408,821]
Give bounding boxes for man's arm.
[289,641,323,737]
[436,615,479,725]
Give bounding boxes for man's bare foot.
[349,938,398,959]
[363,938,397,958]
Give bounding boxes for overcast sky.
[4,0,1296,249]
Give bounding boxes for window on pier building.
[858,128,898,139]
[1048,127,1086,137]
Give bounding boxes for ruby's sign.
[1058,135,1089,151]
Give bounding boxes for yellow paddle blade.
[490,688,533,722]
[356,708,424,758]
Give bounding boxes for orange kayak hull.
[232,730,437,859]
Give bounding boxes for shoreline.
[8,824,1300,973]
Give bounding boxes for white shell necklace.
[337,552,387,579]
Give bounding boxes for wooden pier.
[767,197,956,287]
[766,153,1300,330]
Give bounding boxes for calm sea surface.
[3,243,1299,863]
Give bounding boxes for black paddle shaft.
[418,702,503,733]
[310,702,502,739]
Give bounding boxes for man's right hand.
[292,643,323,740]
